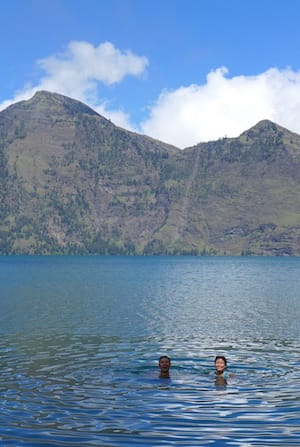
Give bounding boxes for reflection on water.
[0,256,300,446]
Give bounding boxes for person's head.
[214,356,227,373]
[159,355,171,376]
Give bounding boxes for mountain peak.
[27,90,101,118]
[32,90,59,99]
[241,119,282,137]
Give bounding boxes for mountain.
[0,91,300,255]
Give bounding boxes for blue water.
[0,256,299,446]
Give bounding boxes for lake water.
[0,256,299,446]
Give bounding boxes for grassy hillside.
[0,92,299,255]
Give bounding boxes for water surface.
[0,256,299,446]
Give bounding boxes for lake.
[0,256,299,446]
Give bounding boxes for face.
[215,358,226,372]
[159,357,170,372]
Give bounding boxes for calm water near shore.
[0,256,299,446]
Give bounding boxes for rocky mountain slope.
[0,91,299,255]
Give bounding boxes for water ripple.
[0,256,300,446]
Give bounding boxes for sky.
[2,0,300,148]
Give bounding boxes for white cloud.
[37,41,148,100]
[2,45,300,148]
[141,67,300,148]
[0,41,148,130]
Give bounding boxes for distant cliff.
[0,91,300,255]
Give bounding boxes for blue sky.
[2,0,300,147]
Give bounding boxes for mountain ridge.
[0,91,299,255]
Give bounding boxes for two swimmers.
[158,354,232,384]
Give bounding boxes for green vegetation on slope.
[0,92,300,255]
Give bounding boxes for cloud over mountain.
[2,40,300,147]
[141,67,300,147]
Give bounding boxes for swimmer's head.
[159,355,171,369]
[214,355,227,373]
[159,355,171,377]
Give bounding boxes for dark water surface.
[0,256,299,446]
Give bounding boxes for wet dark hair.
[159,355,171,363]
[214,355,227,366]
